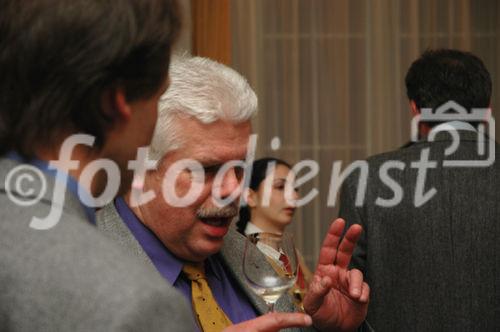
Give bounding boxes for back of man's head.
[405,49,492,112]
[0,0,181,157]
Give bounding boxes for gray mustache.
[197,203,239,219]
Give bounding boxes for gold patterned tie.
[182,263,232,331]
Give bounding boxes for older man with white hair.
[97,55,371,332]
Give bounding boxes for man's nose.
[217,167,242,199]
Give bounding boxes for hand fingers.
[359,282,370,303]
[345,269,370,304]
[334,223,363,269]
[316,218,346,266]
[347,268,364,299]
[254,312,312,332]
[303,274,332,315]
[222,312,312,332]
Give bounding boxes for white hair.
[147,55,258,163]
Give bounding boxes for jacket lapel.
[96,202,154,267]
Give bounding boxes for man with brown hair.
[0,1,196,330]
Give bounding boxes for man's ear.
[101,87,133,123]
[409,100,420,117]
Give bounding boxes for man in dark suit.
[0,1,197,330]
[339,49,500,331]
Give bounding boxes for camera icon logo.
[411,100,495,167]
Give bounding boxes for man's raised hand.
[303,218,369,332]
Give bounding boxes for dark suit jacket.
[339,131,500,331]
[0,158,195,331]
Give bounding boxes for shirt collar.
[244,222,264,235]
[6,151,96,224]
[429,120,477,136]
[244,222,283,260]
[256,242,282,261]
[114,197,222,282]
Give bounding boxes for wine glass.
[242,232,298,312]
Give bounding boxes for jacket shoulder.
[0,191,193,331]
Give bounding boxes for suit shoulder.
[364,144,425,165]
[0,196,193,331]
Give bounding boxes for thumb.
[303,275,332,315]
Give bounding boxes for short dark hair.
[405,49,492,114]
[236,157,292,234]
[0,0,181,156]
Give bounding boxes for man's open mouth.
[200,217,232,227]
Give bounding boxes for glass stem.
[266,302,275,313]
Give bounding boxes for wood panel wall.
[191,0,231,65]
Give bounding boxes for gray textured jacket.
[0,158,195,331]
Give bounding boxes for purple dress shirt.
[114,197,258,328]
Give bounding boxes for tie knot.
[182,263,206,281]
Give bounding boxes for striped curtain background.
[231,0,500,268]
